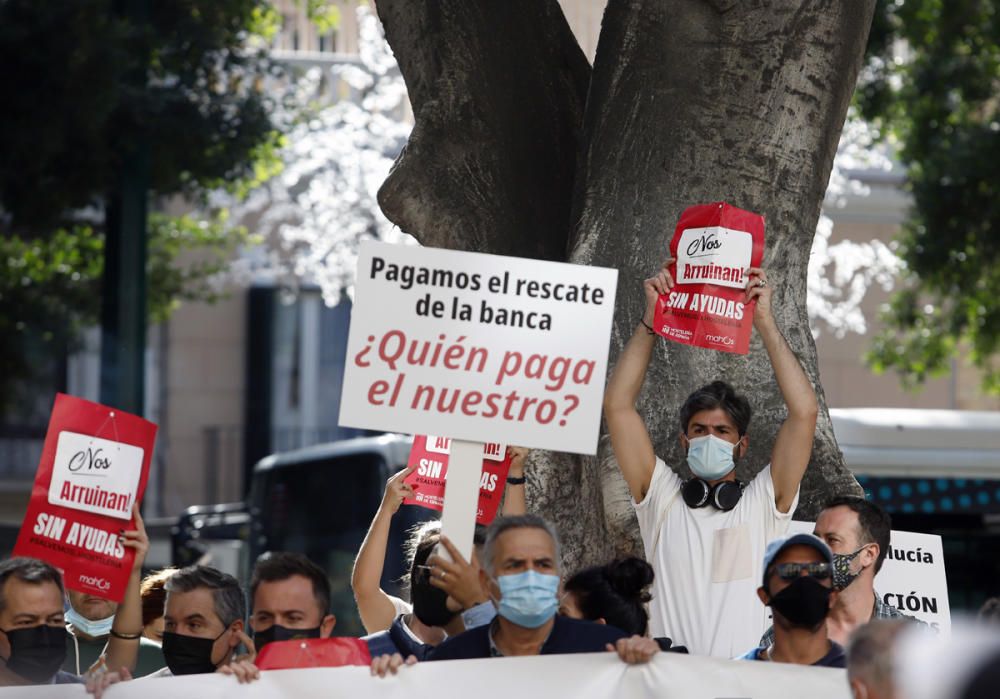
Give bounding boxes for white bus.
[830,407,1000,612]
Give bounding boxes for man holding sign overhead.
[604,236,817,657]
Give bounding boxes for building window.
[320,31,337,53]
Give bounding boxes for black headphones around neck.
[681,478,745,511]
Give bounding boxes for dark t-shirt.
[739,641,846,668]
[428,616,627,661]
[812,641,847,668]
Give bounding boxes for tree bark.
[375,0,590,260]
[377,0,875,572]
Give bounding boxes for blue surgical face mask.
[65,606,115,638]
[494,570,560,629]
[686,433,738,481]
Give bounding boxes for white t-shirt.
[390,594,413,618]
[633,457,799,658]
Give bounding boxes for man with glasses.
[371,515,659,676]
[739,533,845,667]
[758,496,911,649]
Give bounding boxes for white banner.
[339,242,618,454]
[788,522,951,633]
[6,651,852,699]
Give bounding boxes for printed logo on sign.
[79,574,112,593]
[704,334,735,346]
[47,432,143,520]
[676,226,754,290]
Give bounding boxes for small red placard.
[13,394,157,602]
[403,436,512,526]
[653,202,766,354]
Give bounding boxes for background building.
[0,1,995,530]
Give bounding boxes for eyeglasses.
[770,562,832,581]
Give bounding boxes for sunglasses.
[770,562,832,581]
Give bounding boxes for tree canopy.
[861,0,1000,394]
[0,0,281,233]
[0,0,279,415]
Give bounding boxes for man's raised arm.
[603,261,673,503]
[746,268,818,513]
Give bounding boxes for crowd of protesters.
[0,262,997,697]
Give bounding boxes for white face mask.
[65,607,115,638]
[686,433,738,481]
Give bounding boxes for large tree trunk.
[376,0,590,260]
[377,0,874,572]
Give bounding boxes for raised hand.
[428,535,488,611]
[381,465,417,514]
[121,503,149,572]
[507,446,528,478]
[744,267,773,327]
[642,259,675,325]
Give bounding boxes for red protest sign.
[256,638,371,670]
[403,436,512,526]
[13,394,157,602]
[652,202,765,354]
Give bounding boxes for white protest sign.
[438,439,485,560]
[874,530,950,633]
[788,522,951,633]
[4,651,851,699]
[675,225,754,289]
[46,431,143,520]
[339,241,619,455]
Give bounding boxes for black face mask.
[411,580,458,628]
[162,630,226,676]
[768,576,832,631]
[253,624,321,650]
[410,568,458,626]
[1,624,68,684]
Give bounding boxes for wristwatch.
[506,475,526,485]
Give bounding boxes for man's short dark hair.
[165,565,245,628]
[0,558,63,615]
[978,596,1000,623]
[679,381,752,436]
[482,514,561,576]
[250,552,331,617]
[823,496,892,573]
